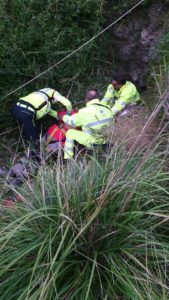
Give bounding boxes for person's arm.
[111,85,133,115]
[63,110,83,127]
[48,109,58,118]
[54,91,72,112]
[101,84,115,107]
[111,99,126,115]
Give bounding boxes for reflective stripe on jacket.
[63,99,113,143]
[20,88,72,120]
[101,81,140,114]
[101,84,115,106]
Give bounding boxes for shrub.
[0,141,169,299]
[0,1,106,99]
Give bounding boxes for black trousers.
[11,104,42,164]
[11,104,39,143]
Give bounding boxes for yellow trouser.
[64,129,100,159]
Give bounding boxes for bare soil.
[110,105,160,151]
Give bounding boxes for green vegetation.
[1,1,169,299]
[148,29,169,110]
[0,0,152,130]
[0,0,109,129]
[1,140,169,299]
[0,1,106,99]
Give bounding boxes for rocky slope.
[107,0,169,88]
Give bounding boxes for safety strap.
[94,103,112,112]
[36,90,55,111]
[19,90,55,113]
[46,126,66,145]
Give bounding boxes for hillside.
[1,1,169,299]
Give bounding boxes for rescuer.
[63,89,113,159]
[12,88,72,143]
[101,73,140,116]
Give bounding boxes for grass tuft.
[0,140,169,299]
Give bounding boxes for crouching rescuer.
[11,88,72,160]
[101,73,140,116]
[63,89,113,159]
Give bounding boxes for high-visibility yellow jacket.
[19,88,72,120]
[63,99,113,143]
[101,81,140,115]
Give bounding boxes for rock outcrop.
[108,0,169,88]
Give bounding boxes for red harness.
[46,110,79,145]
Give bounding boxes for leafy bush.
[0,0,110,130]
[0,141,169,299]
[0,1,106,100]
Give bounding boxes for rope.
[1,0,144,101]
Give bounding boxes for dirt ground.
[109,105,161,151]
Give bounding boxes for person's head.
[111,74,126,90]
[84,88,98,102]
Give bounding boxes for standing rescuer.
[63,89,113,160]
[101,74,140,116]
[12,88,72,143]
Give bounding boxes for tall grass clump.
[149,31,169,108]
[0,140,169,299]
